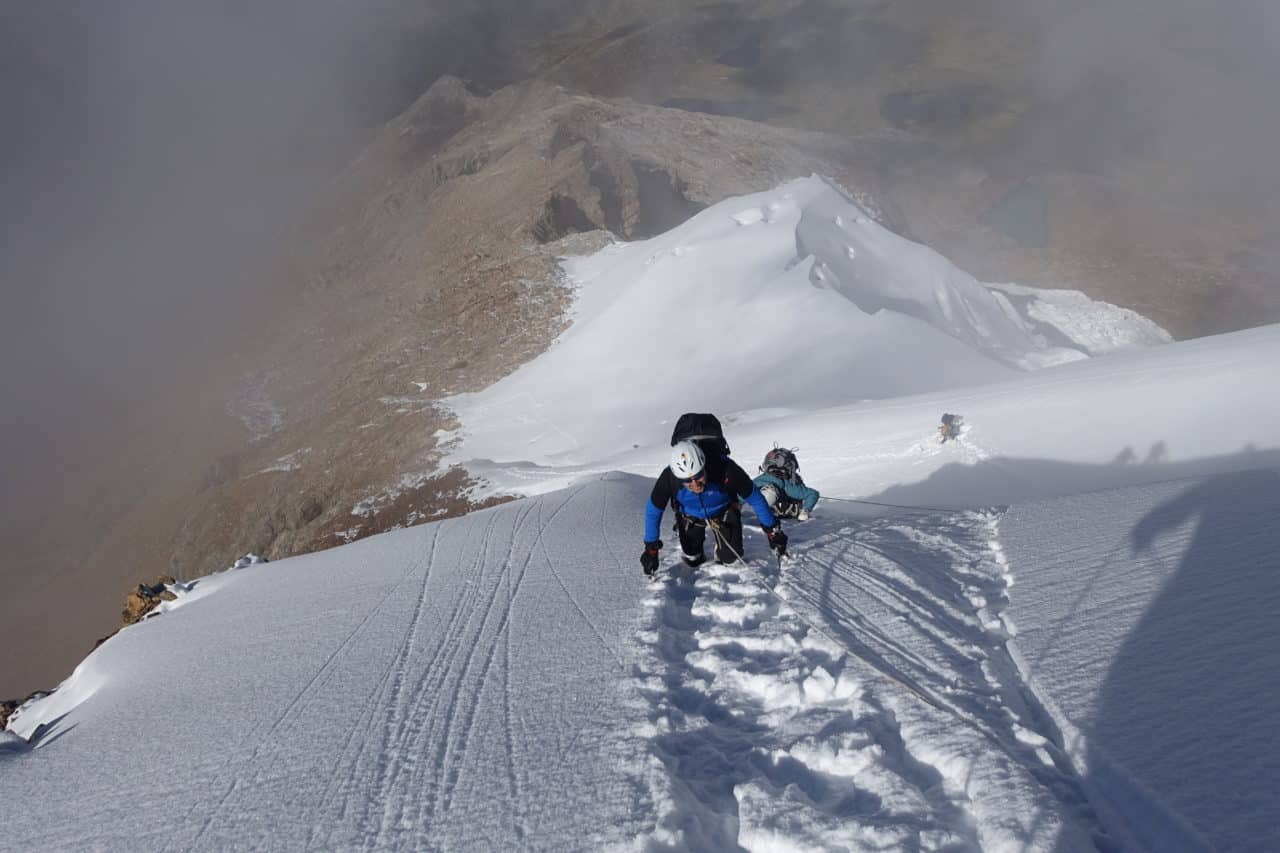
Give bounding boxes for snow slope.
[4,489,656,850]
[5,178,1277,851]
[3,477,1103,851]
[452,320,1280,510]
[8,460,1275,850]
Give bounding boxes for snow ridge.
[443,175,1176,479]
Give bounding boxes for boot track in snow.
[629,510,1110,852]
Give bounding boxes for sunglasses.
[680,472,707,485]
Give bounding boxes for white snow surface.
[5,177,1278,852]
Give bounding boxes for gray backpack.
[761,447,799,481]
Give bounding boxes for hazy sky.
[1019,0,1280,191]
[0,1,449,479]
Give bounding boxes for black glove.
[764,525,788,557]
[641,540,662,576]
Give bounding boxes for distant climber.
[939,413,964,443]
[753,446,820,521]
[641,413,787,576]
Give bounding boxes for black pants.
[678,503,744,564]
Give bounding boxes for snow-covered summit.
[443,176,1168,472]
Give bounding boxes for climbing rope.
[818,495,981,514]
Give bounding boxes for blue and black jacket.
[644,455,777,542]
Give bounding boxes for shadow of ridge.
[846,453,1280,849]
[1046,467,1280,852]
[861,446,1280,511]
[0,731,32,756]
[1054,741,1212,853]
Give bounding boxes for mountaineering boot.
[682,551,707,568]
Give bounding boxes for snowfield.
[4,177,1277,851]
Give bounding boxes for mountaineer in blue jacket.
[753,447,820,521]
[640,440,787,576]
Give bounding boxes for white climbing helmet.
[670,440,706,480]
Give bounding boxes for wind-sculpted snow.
[799,189,1048,367]
[796,179,1168,368]
[2,474,1110,850]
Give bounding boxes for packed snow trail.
[632,503,1102,851]
[2,473,1111,851]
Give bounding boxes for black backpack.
[760,446,799,481]
[670,412,730,460]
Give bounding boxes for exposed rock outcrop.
[1,690,49,735]
[121,577,179,626]
[3,572,186,734]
